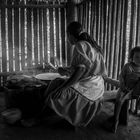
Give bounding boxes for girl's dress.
[119,62,140,96]
[44,41,107,127]
[111,62,140,132]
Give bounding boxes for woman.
[43,21,107,127]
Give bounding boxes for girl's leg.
[119,91,132,125]
[119,100,129,125]
[111,90,126,133]
[111,100,123,133]
[133,96,140,115]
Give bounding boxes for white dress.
[45,41,107,127]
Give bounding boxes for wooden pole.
[66,0,77,24]
[66,0,77,65]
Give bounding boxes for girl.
[111,46,140,133]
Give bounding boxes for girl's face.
[133,52,140,66]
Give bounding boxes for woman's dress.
[44,41,107,127]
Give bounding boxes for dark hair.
[67,21,82,39]
[129,46,140,61]
[67,21,103,54]
[78,32,103,55]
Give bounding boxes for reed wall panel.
[7,9,13,72]
[77,0,140,90]
[42,9,48,64]
[136,0,140,46]
[0,2,67,86]
[0,0,140,87]
[20,8,26,70]
[60,8,67,65]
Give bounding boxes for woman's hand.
[58,67,70,76]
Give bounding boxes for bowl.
[1,108,22,124]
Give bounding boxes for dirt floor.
[0,91,140,140]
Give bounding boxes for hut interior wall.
[77,0,140,89]
[0,0,140,87]
[0,1,68,86]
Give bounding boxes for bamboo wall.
[77,0,140,81]
[0,0,140,88]
[0,1,67,85]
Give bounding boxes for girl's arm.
[119,64,129,92]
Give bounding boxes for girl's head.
[129,46,140,66]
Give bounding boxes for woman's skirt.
[44,78,103,127]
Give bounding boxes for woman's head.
[67,21,103,54]
[67,21,82,45]
[67,22,82,39]
[129,46,140,66]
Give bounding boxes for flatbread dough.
[35,73,67,80]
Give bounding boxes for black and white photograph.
[0,0,140,139]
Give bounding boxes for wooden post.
[66,0,77,65]
[66,0,78,24]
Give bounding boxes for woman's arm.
[61,64,86,89]
[57,67,73,76]
[51,65,86,99]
